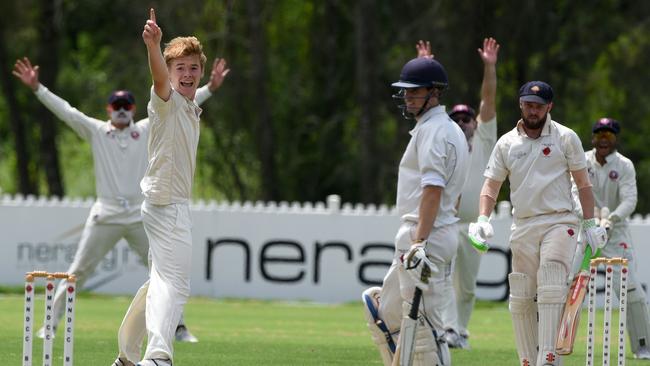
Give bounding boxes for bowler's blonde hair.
[163,36,207,70]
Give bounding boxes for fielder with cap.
[12,56,226,346]
[362,56,469,365]
[467,81,607,366]
[572,118,650,360]
[415,37,500,350]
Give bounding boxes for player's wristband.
[582,218,597,229]
[477,215,489,223]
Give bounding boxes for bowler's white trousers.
[118,201,193,363]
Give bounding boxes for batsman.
[362,56,469,365]
[467,81,607,366]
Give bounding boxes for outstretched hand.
[12,57,40,91]
[207,58,230,92]
[142,8,162,48]
[415,40,434,59]
[478,37,499,66]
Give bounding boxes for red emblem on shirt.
[567,228,575,236]
[609,170,619,180]
[131,131,140,140]
[542,147,551,156]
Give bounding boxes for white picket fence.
[1,194,649,303]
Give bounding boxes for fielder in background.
[362,56,469,365]
[416,37,500,350]
[467,81,607,366]
[574,118,650,360]
[113,8,228,366]
[11,54,226,345]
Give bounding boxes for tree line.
[1,0,650,213]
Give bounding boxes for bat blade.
[556,270,590,355]
[398,317,417,366]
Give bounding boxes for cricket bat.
[393,266,431,366]
[555,244,600,354]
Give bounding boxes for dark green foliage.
[1,0,650,212]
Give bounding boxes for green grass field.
[0,292,645,365]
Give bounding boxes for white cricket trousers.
[118,201,192,363]
[50,216,149,330]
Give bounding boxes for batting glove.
[599,216,613,231]
[468,215,493,253]
[401,241,438,290]
[583,218,608,254]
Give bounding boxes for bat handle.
[408,288,422,320]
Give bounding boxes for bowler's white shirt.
[457,116,497,222]
[484,115,586,219]
[35,84,212,221]
[141,86,202,205]
[397,106,470,227]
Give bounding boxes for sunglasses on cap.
[110,100,134,111]
[452,115,473,124]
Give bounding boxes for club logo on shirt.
[567,228,575,236]
[131,131,140,140]
[587,167,595,179]
[609,170,619,180]
[512,151,527,160]
[542,146,551,156]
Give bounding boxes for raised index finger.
[150,8,156,23]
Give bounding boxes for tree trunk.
[247,0,278,201]
[355,0,379,203]
[35,0,64,197]
[0,27,38,195]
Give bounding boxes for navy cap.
[449,104,476,118]
[592,117,620,134]
[519,81,553,104]
[108,90,135,105]
[392,58,449,89]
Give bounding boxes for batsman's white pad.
[626,291,650,354]
[536,261,567,366]
[362,287,396,366]
[400,302,445,366]
[508,272,538,365]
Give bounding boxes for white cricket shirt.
[35,84,149,223]
[140,86,202,205]
[585,149,637,225]
[397,106,470,227]
[457,116,497,222]
[34,85,213,222]
[484,115,586,219]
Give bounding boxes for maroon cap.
[592,118,620,134]
[449,104,476,118]
[108,90,135,105]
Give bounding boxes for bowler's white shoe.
[175,325,198,343]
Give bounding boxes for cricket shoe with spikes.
[136,359,172,366]
[175,325,199,343]
[443,329,463,349]
[112,357,135,366]
[635,345,650,360]
[36,325,56,339]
